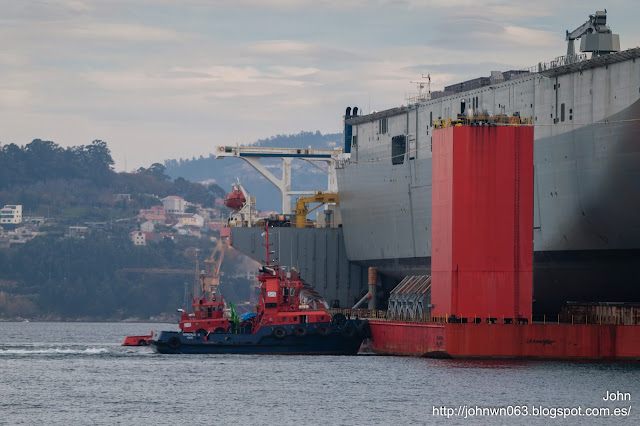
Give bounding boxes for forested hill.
[0,139,250,321]
[0,139,114,189]
[0,139,226,217]
[164,131,343,212]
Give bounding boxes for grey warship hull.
[337,49,640,313]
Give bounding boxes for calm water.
[0,322,638,425]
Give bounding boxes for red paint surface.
[220,226,231,243]
[368,125,640,360]
[369,321,640,360]
[121,333,153,346]
[224,189,246,210]
[431,126,533,321]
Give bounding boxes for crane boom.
[295,191,339,228]
[118,239,226,296]
[119,268,195,274]
[204,240,225,294]
[565,11,619,57]
[565,12,606,41]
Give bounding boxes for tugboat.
[149,227,369,354]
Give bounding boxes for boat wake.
[0,346,109,356]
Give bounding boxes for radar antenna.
[422,73,431,99]
[406,73,431,104]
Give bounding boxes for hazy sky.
[1,0,638,171]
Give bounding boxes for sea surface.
[0,322,638,425]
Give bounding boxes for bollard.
[367,267,377,311]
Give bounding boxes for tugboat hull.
[150,322,367,355]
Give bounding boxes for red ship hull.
[368,123,639,362]
[369,321,640,361]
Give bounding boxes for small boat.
[122,332,153,346]
[149,227,369,354]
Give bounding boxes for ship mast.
[263,226,273,266]
[406,73,431,104]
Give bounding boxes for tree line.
[0,139,226,220]
[0,232,250,320]
[0,138,250,320]
[0,139,114,188]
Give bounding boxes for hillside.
[0,139,253,321]
[164,131,343,212]
[0,139,227,221]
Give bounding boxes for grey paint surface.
[229,227,369,307]
[338,50,640,262]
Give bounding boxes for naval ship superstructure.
[337,11,640,313]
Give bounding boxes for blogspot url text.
[432,405,631,419]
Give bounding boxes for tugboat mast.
[263,226,273,266]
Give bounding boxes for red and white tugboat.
[149,227,369,354]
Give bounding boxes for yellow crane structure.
[118,239,226,297]
[203,240,225,294]
[118,268,195,274]
[295,191,339,228]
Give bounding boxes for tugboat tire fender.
[342,325,357,338]
[214,327,226,334]
[317,325,331,337]
[293,326,307,337]
[273,327,287,339]
[167,336,181,350]
[137,339,147,346]
[358,322,371,338]
[331,313,347,327]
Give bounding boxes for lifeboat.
[224,187,246,210]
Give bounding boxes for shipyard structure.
[222,11,640,317]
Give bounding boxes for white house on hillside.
[162,196,186,214]
[0,205,22,225]
[130,231,146,246]
[178,214,204,228]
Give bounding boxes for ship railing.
[522,53,589,74]
[432,115,533,129]
[329,309,434,323]
[336,157,351,169]
[531,313,640,326]
[328,309,640,326]
[405,94,429,105]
